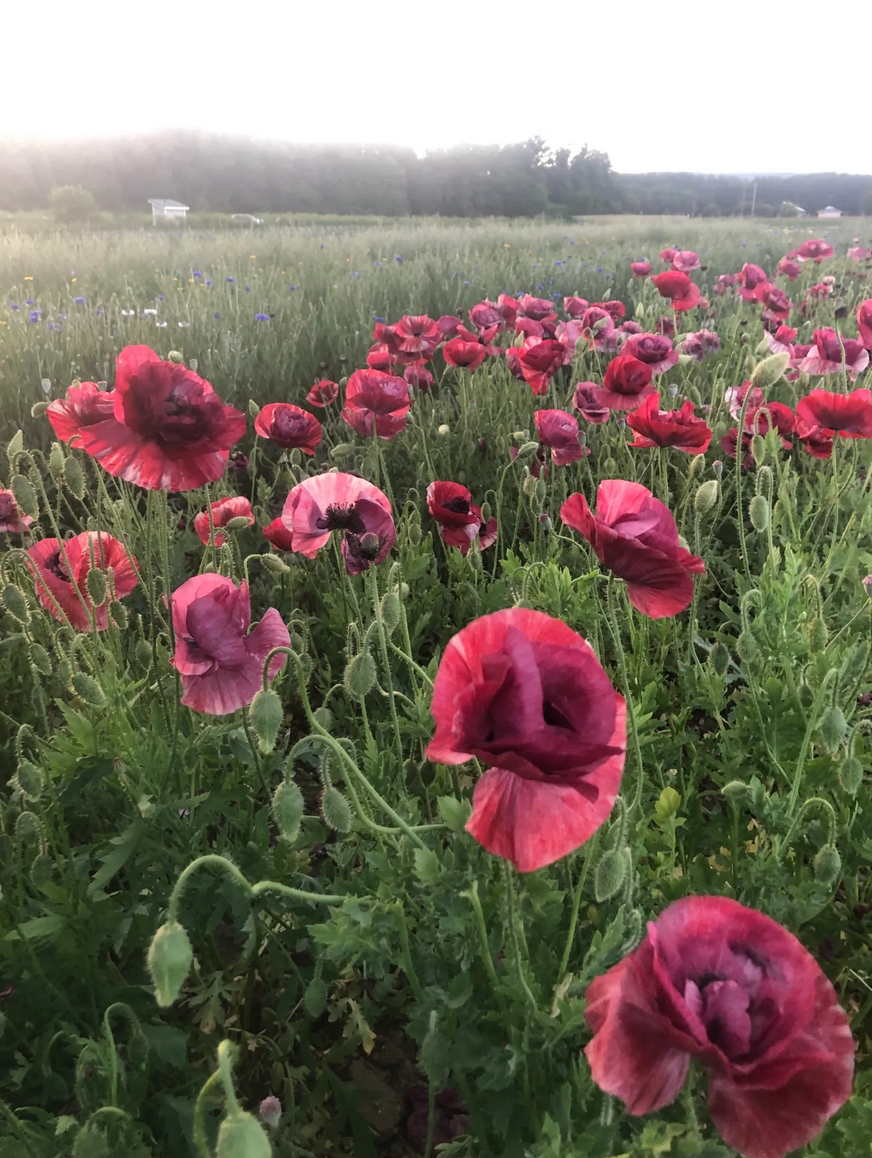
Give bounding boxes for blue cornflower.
[245,286,252,292]
[536,285,544,291]
[8,303,18,310]
[29,309,42,322]
[157,294,166,301]
[350,271,360,278]
[463,280,471,286]
[73,296,85,304]
[46,321,62,332]
[93,308,103,316]
[25,299,35,305]
[554,261,563,266]
[226,276,235,283]
[214,312,221,320]
[374,316,385,322]
[374,262,381,267]
[288,285,299,290]
[255,313,270,321]
[193,270,203,277]
[205,279,213,286]
[395,255,403,263]
[596,266,604,272]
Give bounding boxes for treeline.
[1,133,870,217]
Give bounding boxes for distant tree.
[778,201,799,217]
[48,185,98,222]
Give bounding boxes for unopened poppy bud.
[749,495,769,532]
[31,852,53,888]
[808,617,828,651]
[709,642,730,677]
[517,441,540,458]
[755,337,771,356]
[272,780,304,842]
[313,705,333,730]
[249,689,283,752]
[539,514,553,532]
[303,975,327,1017]
[535,478,547,505]
[522,473,539,498]
[15,759,43,801]
[751,434,767,466]
[7,430,23,458]
[437,424,450,436]
[736,631,759,664]
[259,1097,282,1128]
[344,650,376,701]
[480,501,492,523]
[109,600,128,629]
[30,402,48,418]
[603,457,618,475]
[63,456,86,500]
[478,437,487,453]
[11,475,38,520]
[71,673,106,706]
[813,844,842,886]
[722,780,750,809]
[320,786,352,833]
[380,591,401,633]
[408,522,422,546]
[147,919,194,1007]
[819,706,847,753]
[167,350,184,364]
[399,582,409,599]
[260,553,292,574]
[219,515,251,532]
[842,641,869,683]
[711,460,723,478]
[30,642,52,675]
[750,352,790,390]
[863,575,872,600]
[248,399,261,417]
[49,443,65,478]
[15,810,41,841]
[688,453,705,478]
[3,585,30,625]
[594,848,628,902]
[839,755,863,796]
[135,639,153,669]
[512,430,530,443]
[694,479,718,514]
[330,443,355,460]
[86,569,106,606]
[216,1111,273,1158]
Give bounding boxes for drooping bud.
[249,689,283,753]
[147,920,194,1007]
[517,441,540,458]
[749,495,770,532]
[259,553,292,574]
[86,568,107,606]
[688,453,705,478]
[721,780,750,810]
[522,473,539,498]
[694,479,718,514]
[709,642,730,677]
[594,848,628,902]
[750,434,767,467]
[750,352,790,390]
[838,756,863,796]
[30,642,52,675]
[109,600,128,630]
[736,631,759,664]
[480,501,492,523]
[15,759,43,801]
[248,399,261,417]
[3,585,30,625]
[813,844,842,886]
[11,475,38,520]
[31,402,48,418]
[272,781,304,842]
[343,650,377,701]
[437,424,450,437]
[312,706,333,730]
[819,706,848,753]
[380,591,401,634]
[320,787,352,833]
[63,456,86,500]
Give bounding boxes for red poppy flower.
[27,531,138,631]
[713,274,737,295]
[799,328,870,378]
[306,379,339,407]
[519,338,567,396]
[651,271,701,312]
[579,306,616,347]
[394,314,441,359]
[563,295,590,317]
[372,322,401,353]
[798,428,836,459]
[752,282,793,321]
[777,258,801,280]
[169,574,289,716]
[518,294,557,322]
[404,364,434,391]
[796,238,835,263]
[561,481,704,618]
[254,403,322,454]
[627,394,712,454]
[496,294,520,327]
[440,503,497,554]
[807,282,834,302]
[796,388,872,441]
[736,263,768,301]
[505,347,525,381]
[427,481,480,531]
[0,489,33,534]
[365,342,398,371]
[514,316,545,340]
[56,346,246,492]
[46,380,115,443]
[588,355,655,412]
[280,472,395,574]
[721,401,796,467]
[594,300,627,322]
[425,608,626,872]
[342,369,410,439]
[443,339,488,371]
[679,330,721,361]
[262,517,295,551]
[469,301,504,331]
[660,248,677,263]
[193,495,255,547]
[763,326,798,356]
[573,382,611,424]
[555,320,585,361]
[584,896,854,1158]
[631,262,651,278]
[535,409,586,465]
[856,299,872,349]
[621,333,679,375]
[437,315,463,340]
[671,250,700,272]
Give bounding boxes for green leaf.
[5,913,65,941]
[437,795,472,833]
[413,847,442,885]
[140,1024,188,1069]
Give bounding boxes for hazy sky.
[5,0,869,174]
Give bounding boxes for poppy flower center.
[442,497,471,515]
[0,495,14,521]
[47,551,71,582]
[318,502,366,533]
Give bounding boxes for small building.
[817,205,842,218]
[148,198,189,224]
[794,205,808,217]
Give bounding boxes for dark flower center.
[47,550,71,582]
[318,502,366,533]
[442,497,471,515]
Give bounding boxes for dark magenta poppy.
[365,342,399,371]
[404,364,435,391]
[799,329,869,378]
[342,369,410,439]
[752,283,793,321]
[469,301,504,331]
[427,481,480,532]
[535,409,586,465]
[588,355,655,412]
[857,299,872,349]
[621,333,679,375]
[573,382,611,424]
[736,263,768,301]
[660,248,678,263]
[713,273,738,295]
[679,330,721,361]
[563,295,590,317]
[594,300,627,322]
[254,403,322,454]
[437,315,463,340]
[626,394,712,454]
[306,380,339,407]
[518,294,557,322]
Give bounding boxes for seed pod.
[147,920,194,1007]
[11,475,38,520]
[813,844,842,886]
[594,847,628,902]
[838,755,863,796]
[709,642,730,677]
[63,456,86,500]
[272,781,304,842]
[320,787,352,833]
[749,495,770,532]
[343,650,376,701]
[380,591,401,633]
[216,1111,273,1158]
[3,585,30,625]
[303,976,327,1018]
[86,569,107,606]
[71,673,106,707]
[48,443,66,479]
[819,706,847,753]
[30,642,52,676]
[694,479,719,514]
[15,759,43,801]
[750,352,790,390]
[736,631,759,664]
[249,689,283,752]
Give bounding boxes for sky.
[4,0,869,175]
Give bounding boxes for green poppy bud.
[813,844,842,886]
[838,756,863,796]
[343,650,376,701]
[750,353,789,390]
[167,350,184,364]
[320,787,352,833]
[722,780,750,809]
[694,479,719,514]
[216,1111,273,1158]
[709,642,730,677]
[30,642,52,675]
[147,919,194,1007]
[749,495,770,532]
[86,568,107,606]
[3,585,30,625]
[594,848,628,902]
[11,475,38,520]
[260,553,292,574]
[49,443,66,478]
[64,456,86,500]
[272,781,304,842]
[736,631,759,664]
[249,689,283,753]
[71,673,106,706]
[819,706,847,753]
[380,591,401,633]
[303,976,327,1018]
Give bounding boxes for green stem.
[503,861,537,1011]
[462,880,506,1014]
[556,830,600,982]
[604,579,645,818]
[194,1070,224,1158]
[369,567,406,782]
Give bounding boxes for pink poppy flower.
[443,338,488,371]
[679,330,721,361]
[280,472,395,574]
[713,274,737,296]
[617,320,643,336]
[764,325,798,356]
[306,380,339,407]
[468,301,504,331]
[807,283,833,302]
[535,409,586,465]
[655,316,676,337]
[515,316,545,340]
[573,382,611,424]
[519,338,567,395]
[626,394,712,454]
[796,239,835,263]
[254,403,322,454]
[736,263,768,301]
[169,574,289,716]
[342,369,410,439]
[555,320,586,361]
[796,388,872,444]
[799,328,870,377]
[584,895,853,1158]
[518,294,557,322]
[365,342,399,371]
[27,531,138,631]
[660,248,678,264]
[394,314,442,359]
[671,250,700,273]
[621,333,679,376]
[505,347,525,381]
[777,258,801,280]
[49,347,246,492]
[752,283,793,321]
[0,489,34,534]
[848,246,872,264]
[437,315,463,340]
[563,296,590,318]
[496,294,520,327]
[630,262,651,278]
[372,322,401,353]
[193,495,255,547]
[651,272,701,312]
[594,300,627,322]
[724,381,764,420]
[588,355,655,412]
[856,299,872,348]
[425,608,626,872]
[404,364,435,391]
[46,380,115,443]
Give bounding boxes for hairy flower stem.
[369,567,406,783]
[605,578,645,819]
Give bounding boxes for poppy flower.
[796,238,835,263]
[736,264,768,301]
[193,495,255,547]
[630,262,652,278]
[584,895,854,1158]
[796,388,872,442]
[561,481,705,617]
[518,294,557,322]
[280,472,395,575]
[721,402,796,468]
[594,300,627,322]
[0,489,34,534]
[563,295,590,317]
[505,347,526,381]
[262,517,295,551]
[660,248,678,263]
[27,531,138,631]
[437,315,463,340]
[342,369,410,439]
[651,271,701,312]
[763,325,798,356]
[469,301,504,331]
[573,382,611,424]
[752,283,793,321]
[856,299,872,348]
[404,364,435,391]
[519,338,567,395]
[394,314,442,359]
[588,355,655,412]
[848,246,872,264]
[679,330,721,361]
[443,338,488,371]
[46,380,115,443]
[579,306,616,346]
[496,294,520,327]
[439,502,497,554]
[713,274,737,295]
[535,409,586,465]
[372,321,401,353]
[671,250,701,273]
[427,481,480,533]
[425,608,626,872]
[306,379,339,407]
[627,394,712,454]
[777,258,801,280]
[554,320,586,361]
[254,403,322,454]
[799,328,870,377]
[655,316,676,337]
[365,342,399,371]
[515,316,546,340]
[621,333,679,375]
[617,320,643,336]
[54,346,246,492]
[169,574,289,715]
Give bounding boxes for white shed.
[817,206,842,218]
[148,198,190,223]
